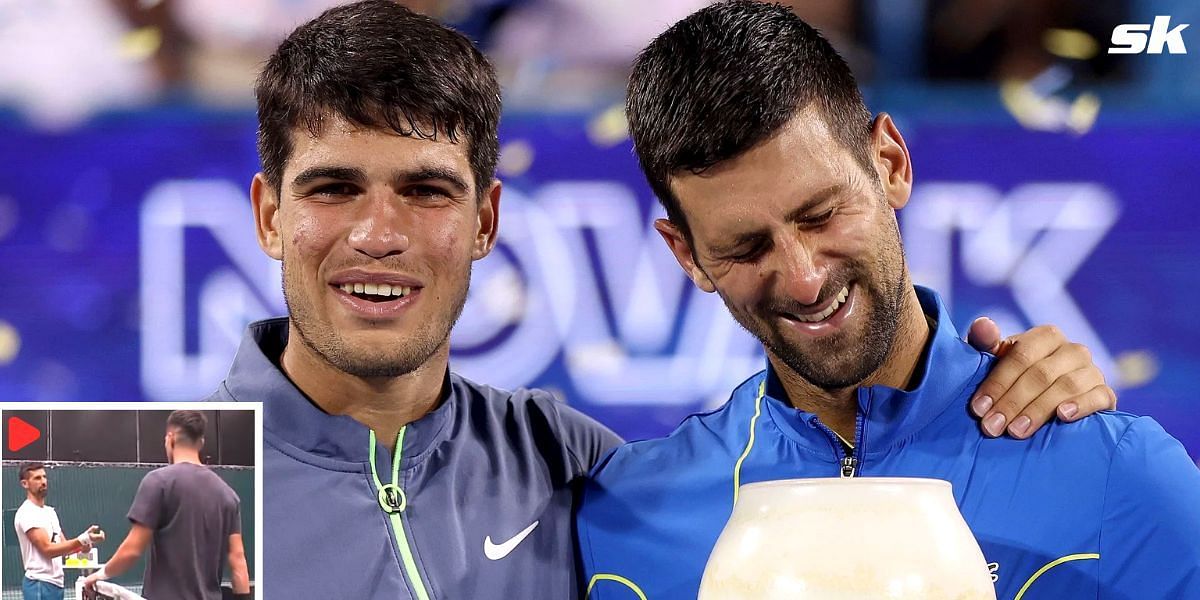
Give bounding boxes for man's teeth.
[339,283,412,298]
[792,286,850,323]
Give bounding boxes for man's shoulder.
[142,462,195,482]
[200,388,228,402]
[14,502,55,527]
[148,464,239,498]
[202,317,290,402]
[13,500,35,521]
[589,371,767,487]
[967,410,1189,499]
[449,372,613,438]
[449,372,622,473]
[449,371,549,411]
[1087,414,1200,594]
[1087,412,1199,491]
[1015,409,1146,456]
[575,380,766,600]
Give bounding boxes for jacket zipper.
[846,409,867,477]
[814,394,868,478]
[840,454,858,478]
[370,428,431,600]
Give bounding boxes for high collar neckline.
[760,287,989,457]
[224,318,455,464]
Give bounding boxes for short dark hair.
[19,462,44,482]
[167,410,207,446]
[626,0,874,241]
[255,0,501,197]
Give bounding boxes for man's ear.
[654,218,716,293]
[473,179,501,260]
[869,113,913,210]
[251,173,283,260]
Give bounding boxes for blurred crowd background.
[0,1,1197,459]
[1,0,1196,125]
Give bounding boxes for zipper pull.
[377,483,407,514]
[840,455,858,478]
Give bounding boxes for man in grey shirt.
[83,411,250,600]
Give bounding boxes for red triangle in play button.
[7,416,41,453]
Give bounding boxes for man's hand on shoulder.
[965,318,1116,439]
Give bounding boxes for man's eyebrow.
[709,230,768,255]
[396,166,470,194]
[290,164,472,194]
[707,184,846,255]
[784,183,844,222]
[291,166,366,188]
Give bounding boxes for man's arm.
[82,523,153,589]
[227,533,250,594]
[88,465,162,590]
[25,527,88,560]
[1097,417,1200,596]
[965,319,1116,439]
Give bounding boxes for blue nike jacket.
[209,318,621,598]
[577,288,1200,599]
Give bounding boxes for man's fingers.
[980,338,1087,437]
[990,338,1016,358]
[993,352,1101,438]
[966,316,1002,354]
[989,344,1094,435]
[970,325,1066,420]
[1000,368,1099,438]
[1057,385,1117,422]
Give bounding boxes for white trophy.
[700,478,996,599]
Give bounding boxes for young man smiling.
[210,1,1120,597]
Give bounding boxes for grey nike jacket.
[207,318,622,598]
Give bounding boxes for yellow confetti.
[1116,350,1159,388]
[587,104,630,148]
[1068,93,1102,135]
[497,140,535,177]
[1043,29,1099,60]
[0,320,20,365]
[118,26,162,61]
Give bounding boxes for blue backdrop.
[0,112,1196,460]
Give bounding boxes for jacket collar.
[760,286,990,457]
[223,317,455,465]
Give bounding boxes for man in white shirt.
[13,462,106,600]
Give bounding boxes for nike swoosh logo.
[484,521,539,560]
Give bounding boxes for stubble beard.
[764,265,906,390]
[726,222,909,392]
[281,257,471,380]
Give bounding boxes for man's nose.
[773,237,827,305]
[347,191,412,259]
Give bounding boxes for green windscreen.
[2,462,255,598]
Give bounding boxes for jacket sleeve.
[1098,417,1200,597]
[575,452,656,600]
